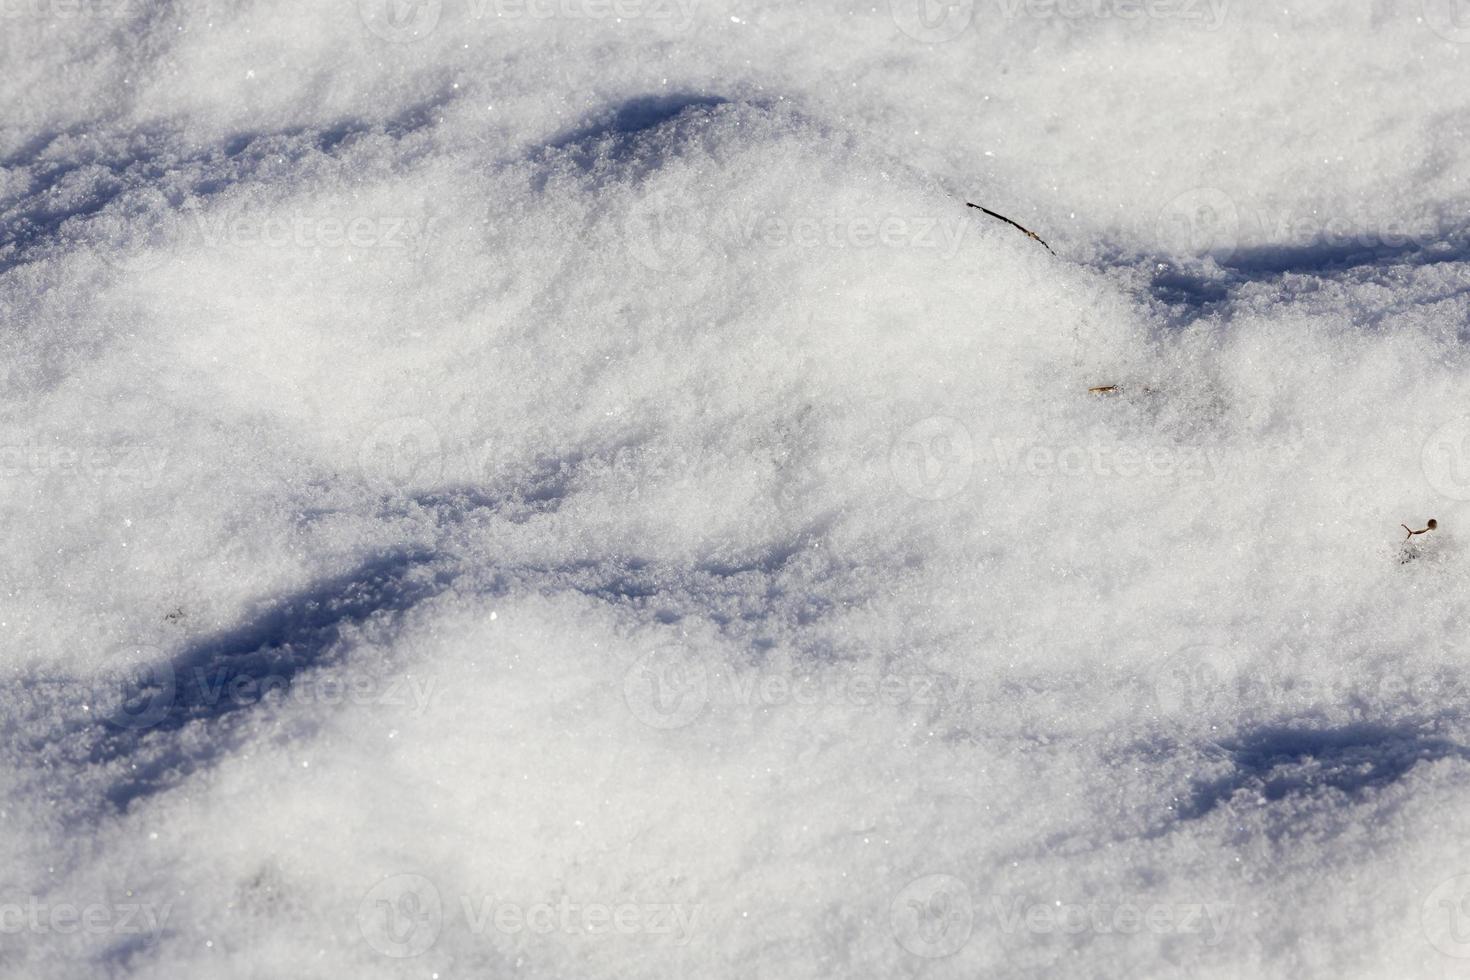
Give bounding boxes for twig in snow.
[965,202,1055,255]
[1402,519,1437,540]
[1087,384,1158,396]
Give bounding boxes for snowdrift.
[5,3,1470,977]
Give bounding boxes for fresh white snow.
[4,1,1470,976]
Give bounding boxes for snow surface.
[4,1,1470,976]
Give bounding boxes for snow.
[3,1,1470,976]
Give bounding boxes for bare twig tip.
[965,202,1055,255]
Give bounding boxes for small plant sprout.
[1402,519,1437,540]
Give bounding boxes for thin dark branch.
[965,202,1055,255]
